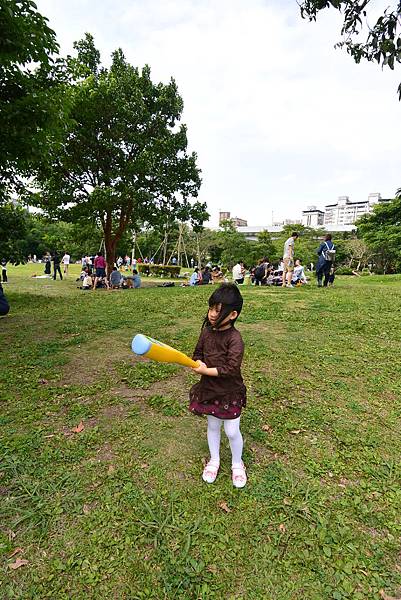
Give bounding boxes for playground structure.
[131,223,201,268]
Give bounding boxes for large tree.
[32,35,206,272]
[299,1,401,98]
[0,0,65,202]
[0,203,28,263]
[356,197,401,273]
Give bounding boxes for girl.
[190,283,247,488]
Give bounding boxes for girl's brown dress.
[189,326,246,420]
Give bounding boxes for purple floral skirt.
[189,382,246,420]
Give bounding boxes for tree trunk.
[105,235,117,275]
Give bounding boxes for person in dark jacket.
[1,258,7,283]
[316,234,335,287]
[52,251,63,280]
[44,253,51,275]
[0,283,10,315]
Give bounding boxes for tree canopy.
[32,35,206,271]
[356,197,401,273]
[0,0,66,202]
[299,1,401,98]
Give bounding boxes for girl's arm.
[193,335,244,377]
[192,330,205,363]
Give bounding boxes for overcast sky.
[36,0,401,226]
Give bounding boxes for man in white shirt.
[62,252,71,276]
[232,260,245,284]
[282,232,299,288]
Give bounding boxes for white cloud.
[37,0,401,225]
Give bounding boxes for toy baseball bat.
[131,334,198,368]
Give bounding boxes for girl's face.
[208,303,238,329]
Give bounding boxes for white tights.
[207,415,243,468]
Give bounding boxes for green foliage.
[299,0,401,99]
[218,220,251,267]
[33,34,205,272]
[0,203,28,262]
[249,230,277,264]
[356,197,401,273]
[0,0,66,202]
[335,265,353,275]
[137,264,181,278]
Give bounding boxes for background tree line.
[6,195,401,274]
[1,1,400,273]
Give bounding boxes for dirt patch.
[111,370,190,407]
[94,442,115,463]
[58,331,138,386]
[249,442,281,465]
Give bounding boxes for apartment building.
[324,193,388,226]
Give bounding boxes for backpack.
[255,264,265,280]
[323,242,336,262]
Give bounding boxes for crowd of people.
[186,233,336,289]
[77,253,142,291]
[1,233,337,310]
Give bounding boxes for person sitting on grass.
[110,266,122,289]
[189,268,200,286]
[211,266,224,284]
[292,259,308,285]
[132,269,141,288]
[82,273,92,290]
[201,266,212,285]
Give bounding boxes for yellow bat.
[131,334,198,368]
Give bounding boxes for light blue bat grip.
[131,334,151,355]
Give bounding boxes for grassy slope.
[1,264,400,600]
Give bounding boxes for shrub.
[136,264,181,278]
[335,266,353,275]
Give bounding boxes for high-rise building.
[324,193,390,226]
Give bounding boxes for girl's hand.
[193,360,208,375]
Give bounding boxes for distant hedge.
[136,264,181,278]
[335,266,353,275]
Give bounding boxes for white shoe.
[285,284,293,288]
[202,461,219,484]
[232,462,247,488]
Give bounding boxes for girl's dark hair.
[203,283,243,329]
[325,234,332,241]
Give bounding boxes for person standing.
[282,232,299,288]
[44,253,51,275]
[232,260,245,285]
[93,252,107,289]
[62,252,70,276]
[190,284,247,488]
[316,234,336,287]
[1,258,7,283]
[52,252,63,280]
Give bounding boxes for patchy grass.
[1,264,401,599]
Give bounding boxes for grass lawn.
[1,264,400,599]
